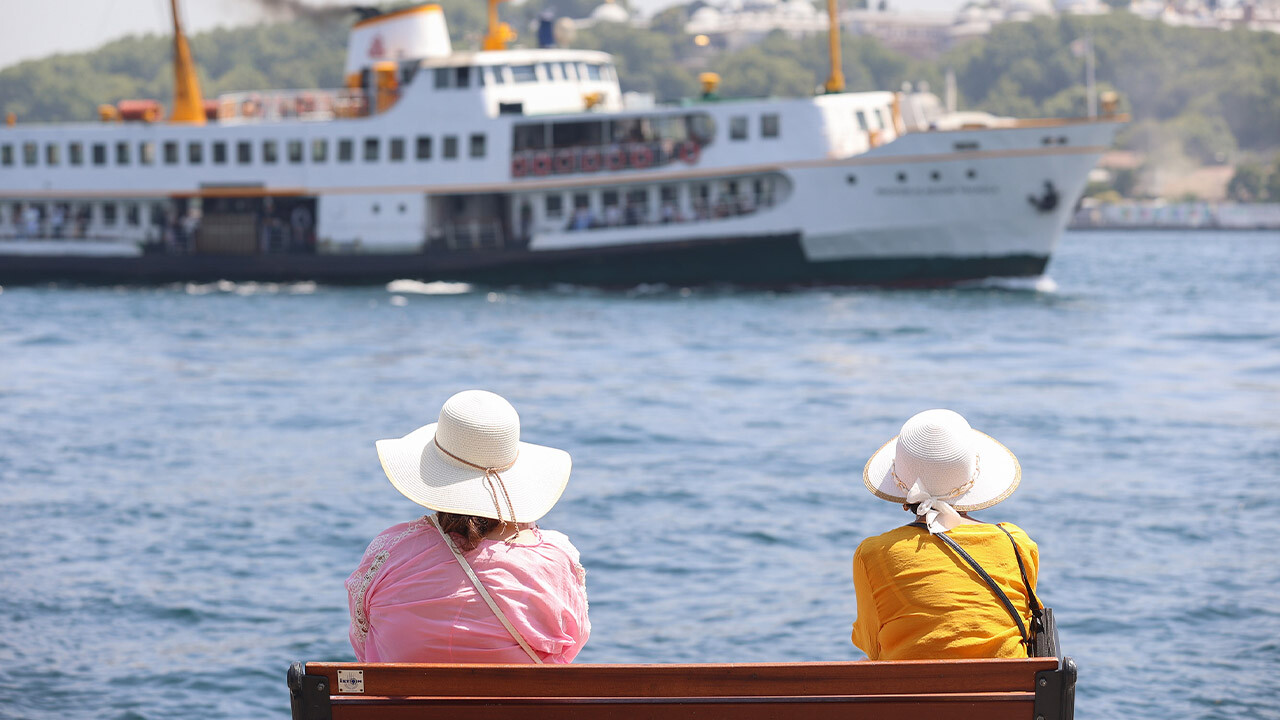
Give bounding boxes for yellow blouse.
[851,522,1039,661]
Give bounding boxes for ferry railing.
[215,89,370,124]
[438,221,505,251]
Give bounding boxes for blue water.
[2,230,1279,719]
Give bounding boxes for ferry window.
[511,64,537,83]
[469,133,486,159]
[491,66,508,85]
[46,143,59,166]
[660,185,678,204]
[311,138,328,163]
[626,188,648,213]
[338,138,354,162]
[139,141,154,166]
[586,64,602,81]
[551,121,602,148]
[455,66,470,88]
[164,141,178,165]
[855,110,869,131]
[874,108,888,130]
[602,190,618,206]
[116,141,130,165]
[688,114,716,144]
[416,135,432,160]
[188,141,203,165]
[514,124,548,151]
[288,139,303,164]
[93,143,108,166]
[390,137,405,162]
[363,137,379,162]
[545,194,563,218]
[262,140,278,164]
[434,67,451,89]
[69,142,84,166]
[476,66,485,86]
[729,116,748,141]
[1,144,12,166]
[548,63,563,81]
[102,203,117,226]
[577,63,590,81]
[237,140,252,164]
[573,192,589,209]
[212,141,227,165]
[443,135,458,159]
[540,63,554,81]
[23,141,37,166]
[561,62,576,81]
[125,203,140,226]
[761,113,780,138]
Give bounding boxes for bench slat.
[305,658,1057,698]
[330,694,1035,720]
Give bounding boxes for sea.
[1,229,1278,719]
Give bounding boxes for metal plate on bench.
[337,669,364,694]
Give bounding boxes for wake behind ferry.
[0,0,1124,286]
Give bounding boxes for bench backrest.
[289,656,1076,720]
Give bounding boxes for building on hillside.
[684,0,829,50]
[843,10,954,56]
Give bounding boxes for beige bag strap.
[430,515,543,664]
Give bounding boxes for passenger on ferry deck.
[347,390,590,664]
[852,409,1040,661]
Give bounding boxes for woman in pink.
[346,390,590,663]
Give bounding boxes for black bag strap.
[994,523,1045,635]
[909,522,1028,645]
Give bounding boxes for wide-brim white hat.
[376,390,572,523]
[862,409,1020,512]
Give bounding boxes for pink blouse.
[346,516,590,663]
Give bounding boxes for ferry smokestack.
[168,0,207,125]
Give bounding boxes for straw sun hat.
[376,390,572,524]
[863,409,1021,533]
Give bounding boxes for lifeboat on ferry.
[116,100,164,123]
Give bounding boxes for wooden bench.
[288,654,1077,720]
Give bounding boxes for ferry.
[0,0,1125,286]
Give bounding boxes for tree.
[1227,162,1266,203]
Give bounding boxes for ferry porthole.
[846,174,857,185]
[896,172,907,183]
[967,169,977,179]
[930,171,940,181]
[629,145,653,169]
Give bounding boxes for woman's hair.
[436,511,498,552]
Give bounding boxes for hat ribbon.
[893,453,979,535]
[434,437,519,523]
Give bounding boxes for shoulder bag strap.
[994,523,1045,633]
[430,515,543,664]
[909,522,1028,645]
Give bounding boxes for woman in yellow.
[853,409,1040,661]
